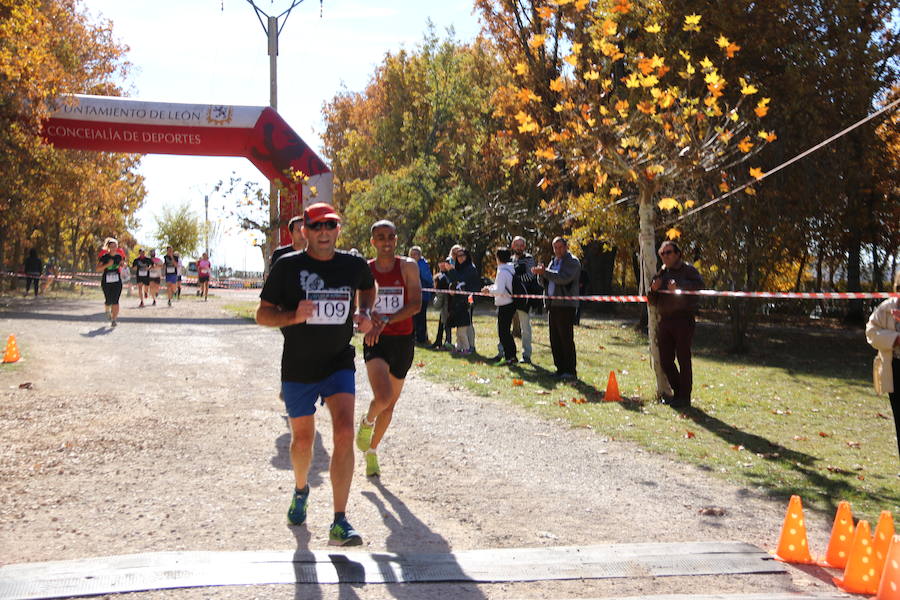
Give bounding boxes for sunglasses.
[659,250,676,256]
[306,220,339,231]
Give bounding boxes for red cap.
[303,202,341,225]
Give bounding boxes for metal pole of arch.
[243,0,320,266]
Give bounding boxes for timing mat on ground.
[0,541,790,599]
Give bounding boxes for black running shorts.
[363,333,415,379]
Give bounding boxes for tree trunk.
[844,232,864,324]
[638,189,671,398]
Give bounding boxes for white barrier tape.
[422,287,898,303]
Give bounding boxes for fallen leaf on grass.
[845,441,861,449]
[792,435,808,441]
[731,445,745,451]
[771,409,792,415]
[512,378,524,386]
[415,362,425,368]
[685,431,695,439]
[826,465,852,475]
[876,413,889,420]
[535,390,550,395]
[818,431,830,438]
[18,382,33,389]
[557,400,568,407]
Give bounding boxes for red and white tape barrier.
[423,287,898,303]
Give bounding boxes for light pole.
[244,0,321,262]
[204,194,209,257]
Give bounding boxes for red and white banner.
[42,95,333,244]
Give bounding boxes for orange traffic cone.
[876,534,900,600]
[818,500,855,568]
[874,512,896,589]
[834,519,878,595]
[774,495,815,564]
[603,370,622,402]
[2,334,20,363]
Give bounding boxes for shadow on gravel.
[363,481,487,599]
[0,311,249,326]
[80,326,113,337]
[290,527,366,599]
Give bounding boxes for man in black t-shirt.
[257,202,376,547]
[269,215,307,267]
[132,249,152,308]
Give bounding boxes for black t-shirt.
[163,255,178,275]
[270,244,298,267]
[99,253,122,284]
[260,250,375,383]
[132,257,152,276]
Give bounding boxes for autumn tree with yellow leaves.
[0,0,144,272]
[477,0,774,396]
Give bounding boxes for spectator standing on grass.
[865,270,900,459]
[24,249,42,297]
[431,261,453,349]
[533,236,581,380]
[647,240,704,409]
[483,247,517,365]
[510,236,539,363]
[408,246,433,345]
[447,247,481,355]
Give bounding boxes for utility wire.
[661,95,900,228]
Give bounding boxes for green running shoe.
[355,417,374,452]
[365,451,380,477]
[328,517,363,546]
[287,488,309,526]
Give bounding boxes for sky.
[81,0,482,272]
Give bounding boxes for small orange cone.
[603,370,622,402]
[873,512,896,589]
[2,334,20,363]
[834,519,878,595]
[876,534,900,600]
[818,500,855,568]
[774,495,815,564]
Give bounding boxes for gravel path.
[0,289,844,599]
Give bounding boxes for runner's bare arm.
[256,299,314,327]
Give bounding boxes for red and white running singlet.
[369,257,413,336]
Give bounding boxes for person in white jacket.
[865,270,900,458]
[483,247,517,366]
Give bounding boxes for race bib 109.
[306,290,351,325]
[375,286,404,315]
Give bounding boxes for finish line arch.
[41,94,332,245]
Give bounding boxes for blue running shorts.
[281,369,355,418]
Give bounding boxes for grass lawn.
[229,301,900,521]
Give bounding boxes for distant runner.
[148,250,162,306]
[132,249,152,308]
[197,252,212,301]
[163,246,178,307]
[96,238,124,327]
